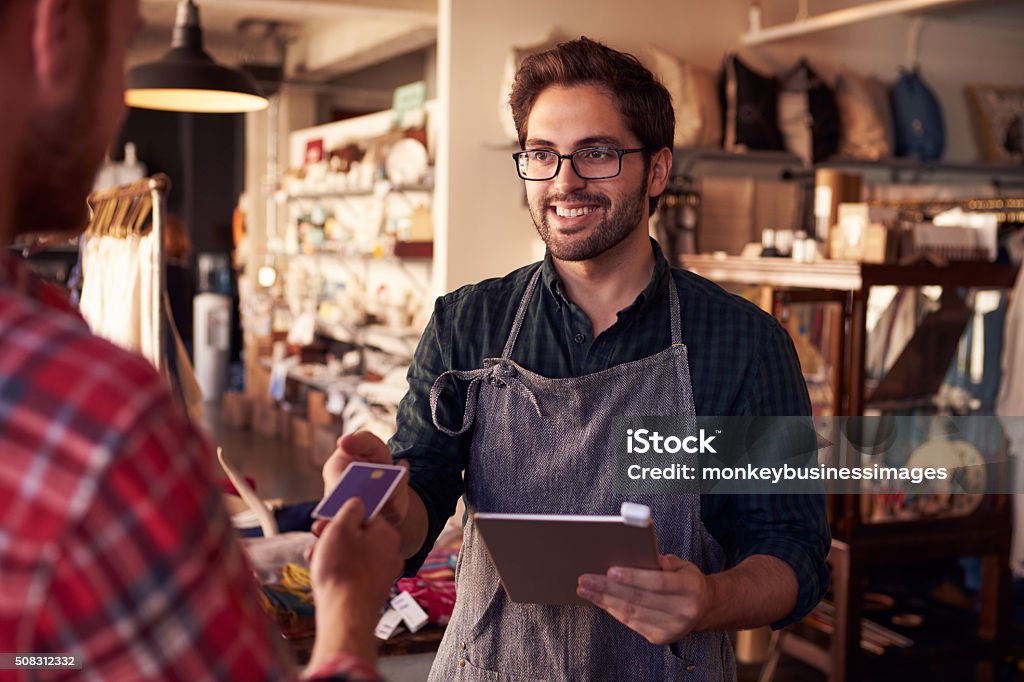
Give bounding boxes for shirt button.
[460,642,467,650]
[459,659,466,667]
[686,664,696,673]
[574,333,585,344]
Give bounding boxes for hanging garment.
[79,232,160,368]
[426,266,730,681]
[996,261,1024,578]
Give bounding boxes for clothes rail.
[82,173,171,378]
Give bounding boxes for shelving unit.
[672,148,1024,186]
[681,254,1017,682]
[285,183,433,201]
[740,0,984,46]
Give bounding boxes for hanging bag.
[891,67,945,161]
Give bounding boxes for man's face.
[12,0,139,237]
[523,84,650,262]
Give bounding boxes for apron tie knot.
[429,362,543,437]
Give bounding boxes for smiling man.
[322,37,829,680]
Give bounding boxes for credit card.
[311,462,406,521]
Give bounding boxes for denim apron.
[427,266,733,681]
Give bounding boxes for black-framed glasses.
[512,147,646,181]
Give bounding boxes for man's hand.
[576,554,714,646]
[313,431,410,535]
[308,497,403,666]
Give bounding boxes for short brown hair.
[509,37,674,213]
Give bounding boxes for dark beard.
[11,70,106,238]
[530,179,647,262]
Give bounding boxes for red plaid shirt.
[0,253,377,681]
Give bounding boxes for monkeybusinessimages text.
[624,428,950,486]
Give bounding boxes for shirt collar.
[0,247,76,313]
[541,237,670,318]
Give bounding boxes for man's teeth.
[554,206,596,218]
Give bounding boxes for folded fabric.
[647,46,721,148]
[258,562,316,639]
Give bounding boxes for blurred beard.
[11,72,105,239]
[529,179,647,262]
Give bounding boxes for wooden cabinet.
[681,254,1018,681]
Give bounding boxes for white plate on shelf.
[385,138,429,186]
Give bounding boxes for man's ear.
[647,147,673,199]
[32,0,84,99]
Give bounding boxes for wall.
[438,0,1024,291]
[319,45,438,120]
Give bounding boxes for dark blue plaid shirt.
[390,239,830,628]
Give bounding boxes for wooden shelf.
[670,148,1024,185]
[284,183,434,201]
[286,243,433,262]
[315,321,420,359]
[680,255,1019,291]
[740,0,978,46]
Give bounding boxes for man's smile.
[552,204,598,218]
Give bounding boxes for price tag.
[390,591,429,633]
[374,608,404,640]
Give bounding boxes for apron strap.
[667,271,683,346]
[504,263,683,350]
[429,367,488,437]
[429,363,544,437]
[501,266,543,359]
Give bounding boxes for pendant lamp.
[126,0,269,113]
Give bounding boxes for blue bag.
[891,68,945,161]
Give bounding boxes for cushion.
[498,31,564,143]
[835,69,893,160]
[779,59,840,164]
[965,84,1024,164]
[648,46,722,148]
[719,54,785,152]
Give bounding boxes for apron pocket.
[460,657,550,681]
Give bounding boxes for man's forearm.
[697,555,799,632]
[399,491,429,560]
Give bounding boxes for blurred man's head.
[1,0,139,241]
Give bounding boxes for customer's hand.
[314,431,410,535]
[308,497,403,667]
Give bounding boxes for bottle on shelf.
[760,228,781,258]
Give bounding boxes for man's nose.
[552,156,586,193]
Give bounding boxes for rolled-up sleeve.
[703,316,831,628]
[704,493,831,628]
[389,296,470,575]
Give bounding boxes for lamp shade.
[126,0,268,113]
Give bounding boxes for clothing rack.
[83,173,171,378]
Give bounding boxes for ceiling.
[136,0,438,79]
[139,0,436,34]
